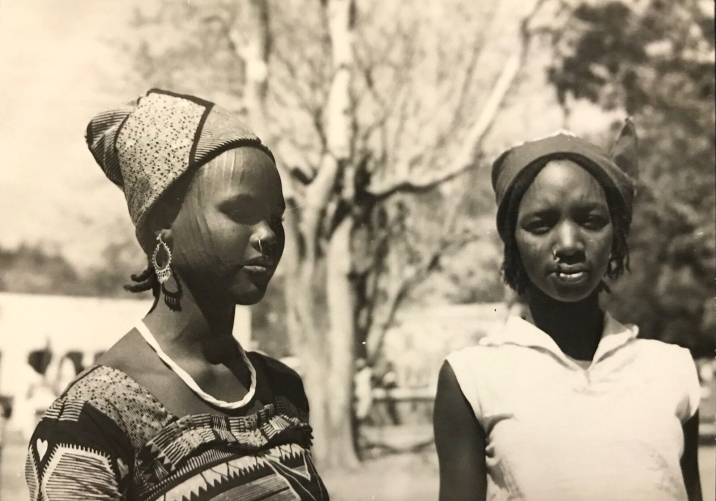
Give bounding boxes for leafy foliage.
[547,0,715,355]
[0,240,150,299]
[0,244,85,296]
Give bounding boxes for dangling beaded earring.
[152,235,183,311]
[152,235,172,284]
[162,276,183,312]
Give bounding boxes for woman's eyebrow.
[218,193,258,206]
[573,200,610,211]
[520,206,558,218]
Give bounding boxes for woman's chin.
[532,273,601,304]
[229,284,268,305]
[546,284,599,303]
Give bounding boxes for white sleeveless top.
[447,313,701,501]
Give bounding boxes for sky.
[0,0,145,266]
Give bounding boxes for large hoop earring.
[152,235,172,285]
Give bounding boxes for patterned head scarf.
[491,120,639,241]
[85,89,275,249]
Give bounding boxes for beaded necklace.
[135,320,257,410]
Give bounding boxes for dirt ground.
[1,431,713,501]
[323,445,715,501]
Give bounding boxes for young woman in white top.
[434,122,702,501]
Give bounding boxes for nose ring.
[258,238,264,254]
[552,249,558,259]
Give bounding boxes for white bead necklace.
[135,320,257,410]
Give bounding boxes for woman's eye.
[524,220,552,234]
[582,215,608,230]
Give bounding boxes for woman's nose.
[250,222,277,255]
[553,222,584,259]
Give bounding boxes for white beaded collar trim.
[135,320,257,410]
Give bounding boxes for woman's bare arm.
[433,361,487,501]
[681,410,702,501]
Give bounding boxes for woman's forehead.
[193,148,281,196]
[522,160,607,207]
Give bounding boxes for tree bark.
[279,0,358,469]
[234,0,340,466]
[308,0,359,469]
[241,0,271,138]
[325,216,360,468]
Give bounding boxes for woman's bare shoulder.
[96,329,164,379]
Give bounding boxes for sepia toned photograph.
[0,0,714,499]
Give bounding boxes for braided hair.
[500,157,631,295]
[124,255,160,297]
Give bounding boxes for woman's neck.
[142,275,241,365]
[524,285,604,361]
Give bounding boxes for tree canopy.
[547,0,715,355]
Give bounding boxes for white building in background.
[0,292,250,438]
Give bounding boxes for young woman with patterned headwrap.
[25,89,329,501]
[434,122,702,501]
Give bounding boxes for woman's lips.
[242,264,270,275]
[555,271,587,283]
[552,267,589,284]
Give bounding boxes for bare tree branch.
[368,0,549,200]
[366,222,480,363]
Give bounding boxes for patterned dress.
[25,354,329,501]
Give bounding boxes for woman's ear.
[158,228,173,248]
[143,210,174,255]
[609,118,639,182]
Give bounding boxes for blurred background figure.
[52,353,80,396]
[13,346,56,442]
[698,359,714,400]
[354,357,374,425]
[378,361,400,426]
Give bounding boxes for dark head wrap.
[85,89,275,249]
[491,120,639,242]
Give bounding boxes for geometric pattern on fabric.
[115,92,205,228]
[137,396,311,482]
[84,98,140,188]
[132,396,318,500]
[26,352,328,501]
[85,89,275,249]
[57,365,173,452]
[41,444,119,501]
[156,443,328,501]
[192,102,271,166]
[25,447,39,501]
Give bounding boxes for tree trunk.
[235,0,341,467]
[242,0,271,138]
[325,216,360,468]
[284,0,359,469]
